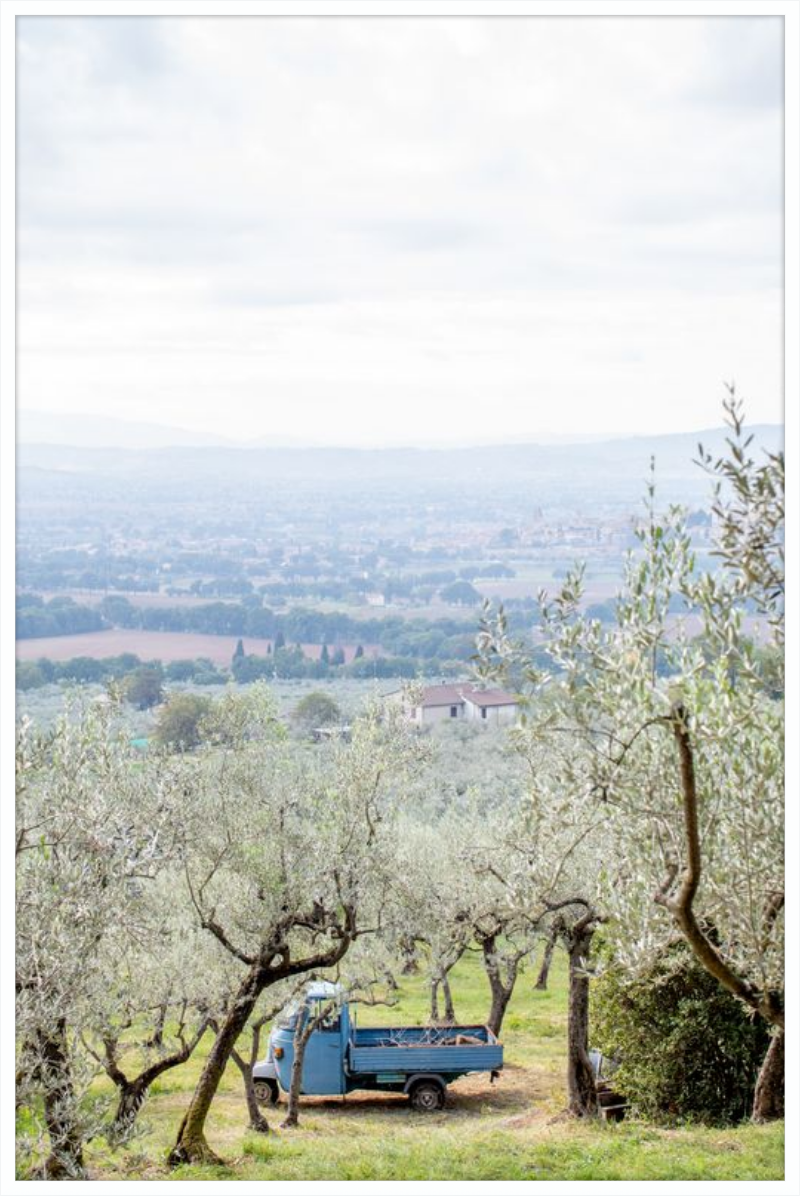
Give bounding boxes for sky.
[16,15,784,447]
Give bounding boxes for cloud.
[693,18,784,110]
[15,15,783,443]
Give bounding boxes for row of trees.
[16,655,229,692]
[94,596,480,654]
[15,594,106,640]
[18,546,516,606]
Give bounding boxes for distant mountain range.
[16,418,783,514]
[17,410,238,451]
[17,408,782,462]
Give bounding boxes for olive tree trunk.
[429,944,464,1024]
[534,924,559,991]
[228,1005,284,1135]
[36,1021,86,1180]
[565,917,599,1117]
[279,1018,316,1129]
[167,909,355,1166]
[430,969,457,1024]
[752,1030,784,1123]
[230,1047,271,1134]
[481,932,521,1038]
[441,973,456,1023]
[168,962,268,1166]
[104,1019,209,1142]
[280,1000,336,1129]
[657,707,784,1034]
[399,935,419,975]
[111,1077,154,1142]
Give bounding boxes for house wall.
[417,702,464,726]
[464,700,518,727]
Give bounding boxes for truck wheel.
[254,1079,280,1106]
[409,1081,445,1112]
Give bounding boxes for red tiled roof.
[419,684,518,708]
[461,689,519,708]
[418,684,470,707]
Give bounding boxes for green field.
[36,952,783,1183]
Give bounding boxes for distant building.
[461,689,520,726]
[311,724,352,743]
[387,683,519,728]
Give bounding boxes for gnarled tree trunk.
[229,1009,278,1135]
[565,917,599,1117]
[167,906,355,1167]
[400,935,419,975]
[169,963,266,1166]
[112,1077,152,1141]
[752,1029,784,1123]
[36,1020,86,1180]
[658,708,784,1034]
[230,1047,271,1134]
[481,932,518,1038]
[280,1010,324,1129]
[107,1018,209,1142]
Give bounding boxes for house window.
[450,705,458,718]
[481,707,487,719]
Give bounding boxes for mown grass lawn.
[41,952,784,1182]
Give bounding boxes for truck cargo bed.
[348,1024,502,1076]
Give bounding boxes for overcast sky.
[17,15,783,447]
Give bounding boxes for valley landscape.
[10,10,788,1190]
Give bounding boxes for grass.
[48,951,785,1183]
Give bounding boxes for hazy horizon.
[17,405,783,453]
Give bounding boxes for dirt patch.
[255,1057,552,1125]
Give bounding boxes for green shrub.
[591,942,770,1125]
[152,693,214,750]
[16,660,47,691]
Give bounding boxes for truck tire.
[409,1080,445,1112]
[253,1079,280,1106]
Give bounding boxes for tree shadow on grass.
[293,1064,548,1122]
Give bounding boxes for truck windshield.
[315,1003,341,1032]
[276,1001,301,1030]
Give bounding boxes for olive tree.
[392,815,478,1026]
[477,409,784,1121]
[80,889,236,1143]
[167,697,422,1165]
[291,692,342,737]
[15,697,185,1178]
[474,732,610,1115]
[393,802,541,1041]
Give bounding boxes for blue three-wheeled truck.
[253,982,503,1112]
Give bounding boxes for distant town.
[16,423,779,693]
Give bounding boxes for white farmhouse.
[386,683,519,728]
